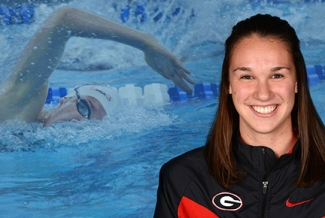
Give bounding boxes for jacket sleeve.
[154,148,204,217]
[153,163,179,218]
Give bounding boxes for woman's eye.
[241,75,253,80]
[272,74,283,79]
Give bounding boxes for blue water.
[0,0,324,217]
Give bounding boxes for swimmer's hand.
[144,37,195,94]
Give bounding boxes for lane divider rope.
[45,65,325,106]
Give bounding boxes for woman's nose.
[254,81,273,101]
[59,96,71,104]
[59,97,66,104]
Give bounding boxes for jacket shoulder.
[160,146,206,179]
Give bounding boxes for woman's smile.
[251,105,277,114]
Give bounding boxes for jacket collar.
[232,132,301,175]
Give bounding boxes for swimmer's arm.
[51,6,195,93]
[8,6,194,99]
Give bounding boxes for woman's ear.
[295,82,298,93]
[229,85,232,94]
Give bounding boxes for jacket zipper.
[261,148,268,218]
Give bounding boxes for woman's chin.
[43,116,62,127]
[43,111,81,127]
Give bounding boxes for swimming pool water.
[0,0,325,217]
[0,80,217,217]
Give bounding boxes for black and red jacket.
[154,138,325,217]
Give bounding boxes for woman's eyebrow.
[233,66,291,72]
[233,67,251,72]
[271,66,291,72]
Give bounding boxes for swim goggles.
[74,87,91,119]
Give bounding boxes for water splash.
[0,105,176,152]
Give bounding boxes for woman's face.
[228,35,297,142]
[43,96,106,127]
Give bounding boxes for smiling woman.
[154,14,325,217]
[228,35,298,157]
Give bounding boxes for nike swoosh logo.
[286,198,314,207]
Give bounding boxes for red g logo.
[212,192,243,211]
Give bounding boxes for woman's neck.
[239,129,298,158]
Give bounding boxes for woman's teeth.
[252,105,277,114]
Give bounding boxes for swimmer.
[0,6,195,127]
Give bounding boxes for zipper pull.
[262,181,268,195]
